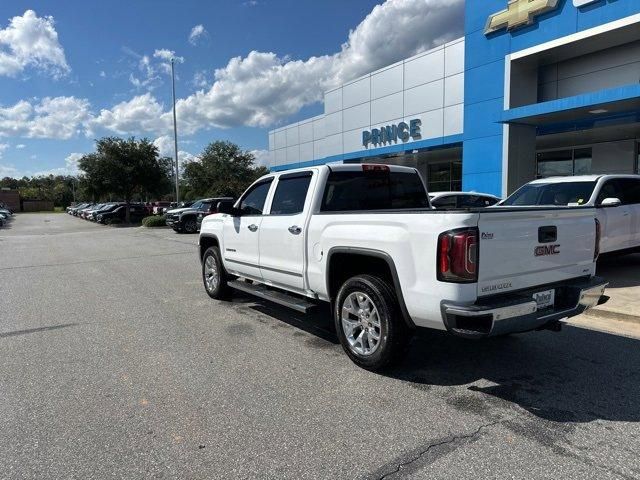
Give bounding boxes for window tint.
[596,180,624,205]
[321,170,429,212]
[270,173,312,215]
[502,182,597,206]
[199,202,211,212]
[458,195,499,208]
[431,196,456,209]
[618,179,640,205]
[239,180,272,215]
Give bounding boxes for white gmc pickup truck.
[198,164,607,370]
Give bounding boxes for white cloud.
[90,93,170,136]
[171,0,464,130]
[15,143,25,149]
[192,70,209,88]
[0,163,19,177]
[0,96,91,139]
[153,135,198,167]
[99,70,106,78]
[0,1,464,141]
[250,149,270,168]
[153,49,184,74]
[0,10,70,78]
[188,24,208,45]
[0,143,9,158]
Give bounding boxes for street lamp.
[171,57,179,204]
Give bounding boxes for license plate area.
[533,289,555,310]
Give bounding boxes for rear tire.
[202,246,231,300]
[334,275,411,371]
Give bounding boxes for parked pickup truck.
[198,164,607,370]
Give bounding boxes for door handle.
[288,225,302,235]
[248,224,258,232]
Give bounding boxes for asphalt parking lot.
[1,213,640,479]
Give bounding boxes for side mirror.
[217,201,238,215]
[599,198,622,208]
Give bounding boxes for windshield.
[501,181,597,206]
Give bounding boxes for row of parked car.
[0,202,13,227]
[66,202,149,224]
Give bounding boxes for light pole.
[171,57,179,204]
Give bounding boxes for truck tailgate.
[477,208,597,297]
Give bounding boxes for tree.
[78,137,173,222]
[183,141,269,199]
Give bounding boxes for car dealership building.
[267,0,640,197]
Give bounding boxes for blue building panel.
[462,136,504,175]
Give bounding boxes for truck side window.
[620,179,640,205]
[432,196,456,209]
[270,172,312,215]
[597,180,624,205]
[239,179,273,215]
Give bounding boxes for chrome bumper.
[441,277,608,339]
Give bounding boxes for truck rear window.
[320,170,429,212]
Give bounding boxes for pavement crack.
[372,419,503,480]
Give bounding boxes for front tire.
[202,246,230,299]
[183,217,197,233]
[334,275,410,371]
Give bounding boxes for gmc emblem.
[535,244,560,257]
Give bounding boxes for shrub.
[142,215,166,227]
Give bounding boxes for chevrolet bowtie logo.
[485,0,559,35]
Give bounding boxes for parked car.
[429,192,501,209]
[166,197,235,233]
[87,203,124,221]
[97,204,147,224]
[75,204,96,217]
[198,164,607,371]
[152,201,172,215]
[68,203,90,215]
[82,203,108,220]
[500,175,640,255]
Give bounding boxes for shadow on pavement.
[392,326,640,424]
[234,291,640,424]
[597,253,640,288]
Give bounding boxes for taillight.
[438,228,479,283]
[362,164,389,173]
[594,218,601,261]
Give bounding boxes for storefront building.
[267,1,640,197]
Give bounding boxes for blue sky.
[0,0,463,177]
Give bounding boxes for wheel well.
[199,236,219,260]
[327,252,394,300]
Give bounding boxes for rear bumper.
[441,276,608,339]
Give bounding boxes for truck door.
[596,179,632,253]
[259,171,315,292]
[222,178,273,280]
[618,178,640,249]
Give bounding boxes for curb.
[583,308,640,326]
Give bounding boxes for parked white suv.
[198,164,607,370]
[500,175,640,255]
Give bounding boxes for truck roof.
[528,174,640,184]
[265,163,419,178]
